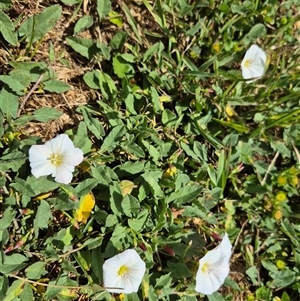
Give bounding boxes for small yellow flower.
[290,176,299,187]
[288,166,298,175]
[275,192,286,203]
[246,295,255,301]
[277,174,287,186]
[273,209,282,221]
[163,165,177,178]
[212,42,222,54]
[276,259,286,270]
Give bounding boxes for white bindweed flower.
[195,233,232,295]
[241,44,267,83]
[103,249,146,294]
[29,134,84,184]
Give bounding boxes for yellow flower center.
[50,153,62,166]
[243,59,251,68]
[275,192,286,202]
[118,265,129,276]
[201,262,209,273]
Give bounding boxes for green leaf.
[281,219,300,248]
[98,71,117,97]
[91,248,104,283]
[101,125,126,152]
[83,237,104,250]
[83,70,101,90]
[122,195,140,217]
[75,178,99,197]
[255,286,271,300]
[109,31,127,49]
[0,88,19,118]
[180,141,200,162]
[113,55,133,79]
[10,177,36,197]
[77,106,105,139]
[34,200,53,238]
[150,87,162,112]
[128,210,148,232]
[109,182,124,216]
[3,280,24,301]
[32,107,63,122]
[207,292,226,301]
[19,283,34,301]
[0,151,27,172]
[60,0,81,4]
[155,273,172,288]
[74,15,94,34]
[97,0,111,19]
[91,165,114,186]
[143,41,164,62]
[0,75,25,95]
[25,262,47,279]
[271,270,296,288]
[97,41,111,60]
[166,184,202,204]
[281,291,290,301]
[0,208,16,231]
[0,276,8,300]
[115,161,145,175]
[0,11,17,45]
[243,24,267,44]
[124,142,145,158]
[43,79,70,93]
[142,171,164,199]
[121,3,142,44]
[73,121,92,154]
[124,94,137,114]
[162,109,177,126]
[18,4,62,43]
[166,262,193,278]
[1,254,28,274]
[52,228,73,249]
[0,0,12,10]
[271,140,291,158]
[66,36,97,59]
[10,61,47,82]
[9,69,32,87]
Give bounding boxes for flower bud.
[138,242,147,251]
[163,245,175,256]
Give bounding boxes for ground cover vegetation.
[0,0,300,300]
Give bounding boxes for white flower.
[241,44,267,83]
[195,233,232,295]
[29,134,84,184]
[103,249,146,294]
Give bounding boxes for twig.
[8,273,120,291]
[261,151,280,186]
[290,138,300,164]
[232,219,248,255]
[17,73,44,117]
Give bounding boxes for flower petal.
[220,233,232,260]
[62,148,84,166]
[195,233,232,295]
[54,165,74,184]
[47,134,75,154]
[29,145,52,162]
[29,145,55,178]
[103,249,146,294]
[196,264,229,295]
[30,160,56,178]
[241,44,267,82]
